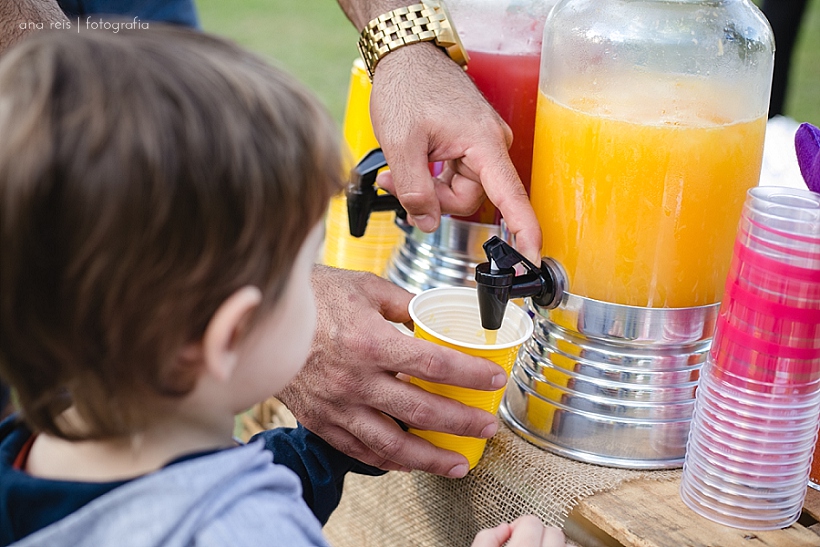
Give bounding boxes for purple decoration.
[795,123,820,193]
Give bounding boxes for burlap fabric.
[324,424,680,547]
[243,399,680,547]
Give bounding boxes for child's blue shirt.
[0,416,383,546]
[57,0,200,28]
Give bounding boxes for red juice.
[454,50,541,224]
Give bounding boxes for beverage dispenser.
[498,0,774,467]
[323,60,403,277]
[361,0,557,293]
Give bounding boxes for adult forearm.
[0,0,67,56]
[336,0,411,31]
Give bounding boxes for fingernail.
[448,463,469,478]
[411,214,436,232]
[480,421,498,439]
[492,373,508,389]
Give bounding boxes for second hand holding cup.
[407,287,533,469]
[406,237,566,470]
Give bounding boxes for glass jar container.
[449,0,558,223]
[530,0,774,307]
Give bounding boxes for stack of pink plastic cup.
[680,186,820,530]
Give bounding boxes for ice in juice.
[456,51,541,224]
[530,74,766,307]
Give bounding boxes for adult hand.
[471,516,566,547]
[0,1,67,56]
[277,265,508,478]
[370,42,542,264]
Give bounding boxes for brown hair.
[0,27,344,439]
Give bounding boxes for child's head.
[0,27,344,439]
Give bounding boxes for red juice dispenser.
[374,1,557,293]
[449,0,556,223]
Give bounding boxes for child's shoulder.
[2,439,328,547]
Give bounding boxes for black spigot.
[347,148,406,237]
[475,236,566,330]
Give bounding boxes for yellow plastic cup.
[407,287,534,469]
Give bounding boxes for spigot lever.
[347,148,406,238]
[475,236,566,331]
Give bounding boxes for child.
[0,27,564,547]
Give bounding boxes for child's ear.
[202,286,263,382]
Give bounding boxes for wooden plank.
[803,487,820,522]
[572,479,820,547]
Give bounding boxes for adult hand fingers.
[462,147,542,265]
[344,408,476,477]
[381,147,443,233]
[364,371,500,439]
[376,165,487,220]
[318,423,408,472]
[279,266,500,477]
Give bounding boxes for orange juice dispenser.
[373,0,557,293]
[499,0,774,467]
[323,59,403,277]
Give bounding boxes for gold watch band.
[357,0,468,80]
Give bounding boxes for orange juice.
[322,59,402,276]
[530,76,766,307]
[341,59,379,165]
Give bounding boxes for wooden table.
[567,480,820,547]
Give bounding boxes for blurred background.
[196,0,820,127]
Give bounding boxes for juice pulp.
[456,51,541,224]
[530,79,766,307]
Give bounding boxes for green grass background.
[197,0,820,126]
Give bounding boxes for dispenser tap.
[475,236,566,331]
[346,148,406,237]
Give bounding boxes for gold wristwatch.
[357,0,469,80]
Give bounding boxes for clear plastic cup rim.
[680,490,801,531]
[695,394,820,432]
[688,435,813,474]
[681,470,808,510]
[681,483,804,521]
[686,440,812,481]
[691,424,818,462]
[689,429,816,469]
[699,376,820,415]
[699,382,820,416]
[689,432,815,469]
[694,417,819,453]
[703,363,820,400]
[746,187,820,231]
[681,476,805,520]
[683,453,810,496]
[701,371,820,408]
[683,463,811,503]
